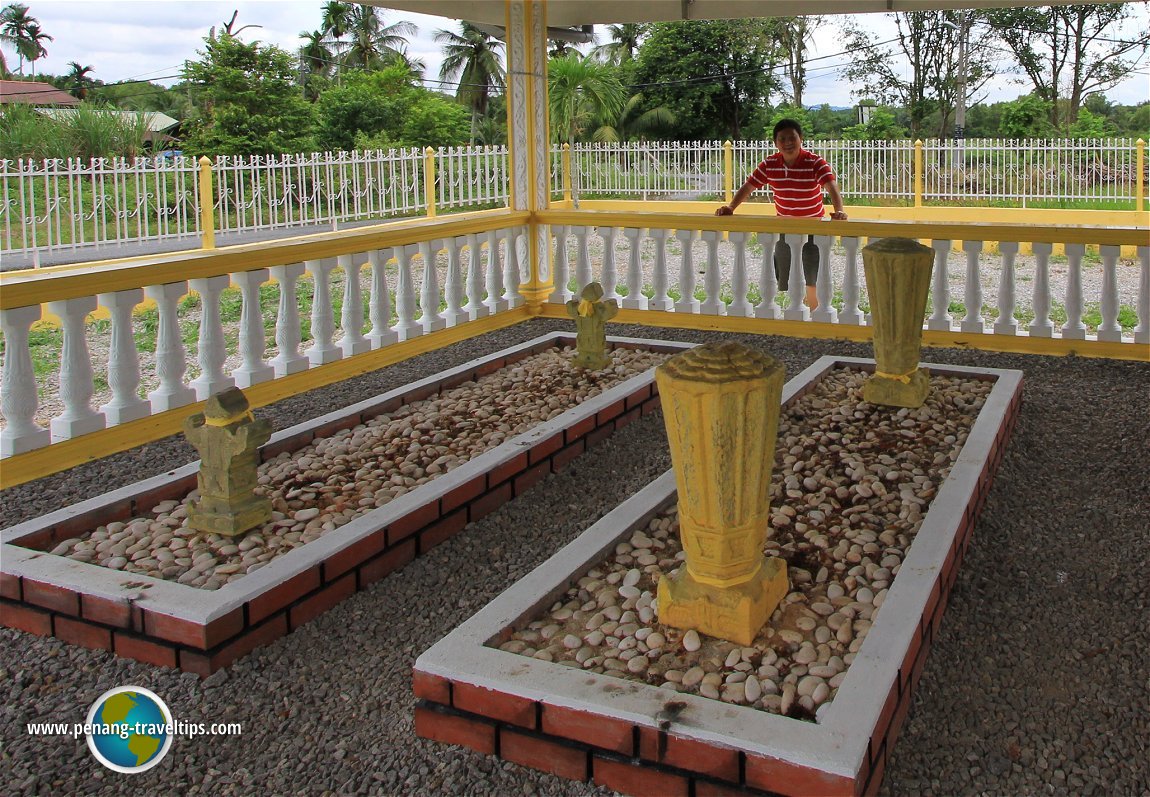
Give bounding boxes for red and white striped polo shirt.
[747,150,836,217]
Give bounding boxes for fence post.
[914,140,923,209]
[198,156,215,250]
[1137,138,1145,214]
[424,146,437,218]
[562,143,572,204]
[724,140,734,203]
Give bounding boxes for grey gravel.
[1,318,1147,797]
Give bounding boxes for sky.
[6,0,1150,109]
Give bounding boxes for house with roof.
[0,79,79,106]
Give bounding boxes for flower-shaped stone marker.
[566,281,618,370]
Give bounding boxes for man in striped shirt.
[716,119,847,311]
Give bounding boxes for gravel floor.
[2,318,1148,797]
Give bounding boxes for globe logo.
[85,686,173,773]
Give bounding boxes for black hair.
[772,119,803,139]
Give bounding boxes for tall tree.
[65,61,94,99]
[1,2,33,75]
[548,53,624,149]
[336,4,416,72]
[777,17,821,109]
[20,19,49,76]
[435,22,505,143]
[592,92,675,142]
[592,23,646,65]
[986,3,1150,129]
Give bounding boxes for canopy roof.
[369,0,1092,27]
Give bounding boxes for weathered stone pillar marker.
[862,237,934,409]
[184,386,272,537]
[656,342,789,647]
[566,281,618,370]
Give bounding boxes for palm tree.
[435,22,505,143]
[548,53,625,149]
[65,61,94,99]
[299,29,333,78]
[339,5,416,72]
[593,93,675,143]
[21,19,50,77]
[1,3,34,75]
[592,23,646,65]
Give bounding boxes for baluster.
[1061,243,1086,340]
[188,275,235,399]
[674,229,699,313]
[338,254,370,355]
[392,243,423,340]
[0,305,50,455]
[754,232,782,319]
[269,263,309,374]
[699,230,726,315]
[649,228,673,311]
[960,240,985,333]
[419,240,447,332]
[927,240,953,331]
[144,281,197,411]
[49,297,106,439]
[483,229,506,313]
[366,249,398,348]
[1135,246,1149,345]
[502,228,523,308]
[549,225,573,304]
[441,235,467,326]
[1028,242,1054,337]
[621,227,648,310]
[230,269,274,387]
[784,234,809,321]
[462,233,489,320]
[993,241,1019,335]
[1097,245,1123,342]
[811,235,838,323]
[599,226,620,300]
[304,258,342,365]
[573,226,593,292]
[839,236,862,325]
[727,231,752,317]
[96,288,150,424]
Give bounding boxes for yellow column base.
[188,493,272,538]
[658,556,789,647]
[862,367,931,409]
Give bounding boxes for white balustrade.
[1097,245,1122,342]
[484,229,506,313]
[502,228,523,309]
[993,241,1019,336]
[648,228,673,312]
[674,229,699,314]
[960,240,985,333]
[1028,243,1054,338]
[304,258,342,365]
[392,243,423,340]
[231,270,275,387]
[839,236,863,325]
[621,227,648,310]
[754,232,782,320]
[188,275,235,399]
[784,234,810,322]
[339,254,370,355]
[96,288,150,424]
[367,249,399,348]
[441,236,467,326]
[1061,243,1087,340]
[727,231,752,318]
[269,263,309,375]
[462,233,489,321]
[699,230,726,316]
[550,225,573,304]
[419,240,447,332]
[927,240,953,331]
[0,305,50,455]
[573,226,593,293]
[599,226,620,301]
[811,235,837,324]
[47,296,106,440]
[1136,246,1150,345]
[144,281,197,411]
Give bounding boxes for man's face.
[774,128,802,156]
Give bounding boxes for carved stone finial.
[565,281,618,370]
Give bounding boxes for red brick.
[325,529,387,581]
[387,501,441,544]
[527,432,564,466]
[0,602,52,636]
[415,704,496,755]
[475,357,507,377]
[542,704,633,755]
[81,594,132,628]
[412,669,451,704]
[886,691,914,755]
[23,579,79,616]
[247,566,322,625]
[593,755,689,797]
[289,572,356,630]
[585,423,615,449]
[641,396,662,416]
[696,780,753,797]
[51,498,133,540]
[870,685,900,765]
[133,475,197,515]
[921,578,943,637]
[929,582,950,636]
[899,626,925,693]
[359,539,416,586]
[615,406,641,430]
[419,509,468,553]
[469,482,512,523]
[144,606,244,649]
[501,728,589,782]
[907,632,931,692]
[863,741,887,797]
[18,528,56,551]
[0,573,20,601]
[55,616,113,651]
[489,451,529,487]
[564,416,596,444]
[260,430,313,461]
[441,474,486,513]
[638,726,740,782]
[596,398,626,425]
[114,632,178,668]
[513,461,551,496]
[625,385,653,411]
[453,682,537,729]
[551,440,585,472]
[310,415,359,440]
[745,753,856,797]
[180,613,289,676]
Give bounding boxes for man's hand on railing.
[830,210,848,220]
[715,205,734,216]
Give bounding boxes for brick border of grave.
[0,333,690,675]
[412,356,1024,797]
